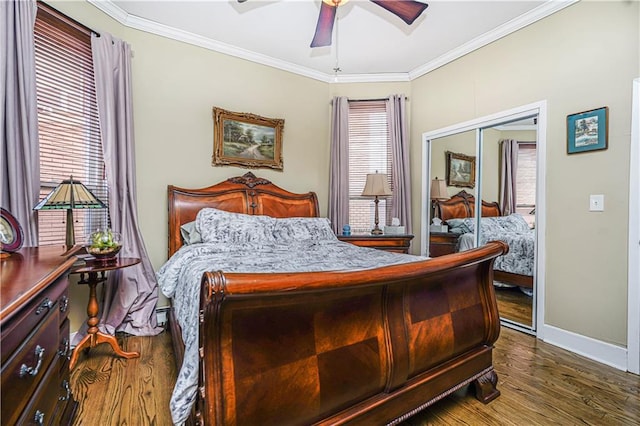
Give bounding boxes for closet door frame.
[421,100,547,335]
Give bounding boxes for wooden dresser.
[337,234,414,254]
[1,246,78,425]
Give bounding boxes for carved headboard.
[167,172,319,257]
[434,190,501,223]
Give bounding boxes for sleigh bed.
[159,172,506,426]
[434,190,534,289]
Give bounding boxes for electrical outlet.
[589,194,604,211]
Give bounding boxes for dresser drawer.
[1,274,67,364]
[57,319,72,376]
[15,356,70,426]
[1,308,59,425]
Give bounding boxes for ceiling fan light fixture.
[322,0,350,6]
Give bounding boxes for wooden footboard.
[193,241,507,425]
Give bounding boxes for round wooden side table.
[69,257,141,370]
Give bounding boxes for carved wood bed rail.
[165,173,506,425]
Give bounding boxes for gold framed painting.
[212,107,284,170]
[446,151,476,188]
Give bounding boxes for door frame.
[421,100,547,335]
[629,77,639,374]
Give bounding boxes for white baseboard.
[542,324,628,371]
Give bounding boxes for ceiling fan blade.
[310,2,337,48]
[369,0,428,25]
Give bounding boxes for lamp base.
[371,227,383,235]
[66,208,75,248]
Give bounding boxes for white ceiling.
[89,0,575,83]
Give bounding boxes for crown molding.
[87,0,331,82]
[408,0,578,80]
[88,0,578,84]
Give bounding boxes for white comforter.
[157,238,423,425]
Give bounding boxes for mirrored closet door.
[422,105,543,334]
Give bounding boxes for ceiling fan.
[238,0,429,48]
[310,0,429,48]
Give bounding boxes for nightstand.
[429,232,459,257]
[337,234,414,254]
[69,257,141,370]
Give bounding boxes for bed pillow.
[445,218,473,234]
[180,221,202,245]
[500,214,531,233]
[446,214,531,235]
[272,217,337,243]
[196,207,277,245]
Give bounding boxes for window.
[515,142,536,216]
[34,3,108,246]
[347,101,393,233]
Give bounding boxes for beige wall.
[49,0,333,325]
[411,0,639,346]
[430,131,477,198]
[53,1,638,348]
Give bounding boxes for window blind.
[516,143,536,208]
[347,101,393,233]
[34,3,108,246]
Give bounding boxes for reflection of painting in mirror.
[446,151,475,188]
[427,116,538,332]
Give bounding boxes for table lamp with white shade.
[362,172,392,235]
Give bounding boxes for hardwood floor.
[70,327,640,425]
[70,331,176,425]
[495,286,533,327]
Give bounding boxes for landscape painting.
[212,107,284,170]
[567,107,608,154]
[446,151,476,188]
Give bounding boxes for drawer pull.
[34,410,45,425]
[59,380,71,401]
[58,338,70,358]
[36,297,54,315]
[19,345,45,377]
[59,295,69,313]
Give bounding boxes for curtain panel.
[91,33,162,337]
[499,139,519,215]
[387,94,412,234]
[328,96,349,234]
[0,0,40,246]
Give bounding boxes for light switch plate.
[589,194,604,211]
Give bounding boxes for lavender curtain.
[499,139,519,215]
[1,0,40,246]
[91,33,162,337]
[328,96,349,234]
[387,94,412,234]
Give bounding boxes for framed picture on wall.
[212,107,284,170]
[567,107,608,154]
[446,151,476,188]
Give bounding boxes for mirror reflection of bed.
[426,114,538,333]
[432,190,535,330]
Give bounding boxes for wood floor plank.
[70,330,175,426]
[70,327,639,425]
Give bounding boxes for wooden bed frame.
[434,190,534,289]
[166,173,507,425]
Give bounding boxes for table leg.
[69,271,140,370]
